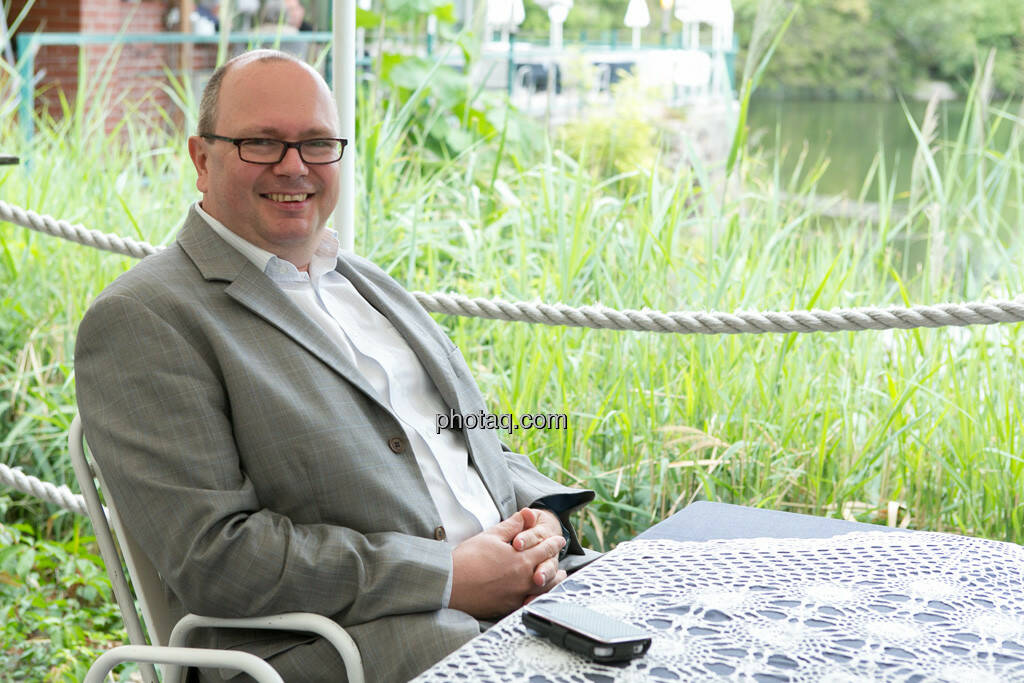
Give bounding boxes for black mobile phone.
[521,600,653,663]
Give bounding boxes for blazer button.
[387,437,405,454]
[433,525,447,541]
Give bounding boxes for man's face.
[188,59,340,267]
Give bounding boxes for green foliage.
[363,0,455,61]
[4,16,1024,671]
[356,7,382,29]
[555,76,664,183]
[376,50,540,161]
[733,0,1024,99]
[733,0,906,98]
[382,0,455,23]
[0,37,202,676]
[874,0,1024,97]
[362,2,543,165]
[520,0,642,36]
[0,499,127,681]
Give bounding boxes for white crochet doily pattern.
[416,532,1024,682]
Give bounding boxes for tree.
[734,0,904,98]
[733,0,1024,99]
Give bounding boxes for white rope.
[5,199,1024,335]
[0,460,91,517]
[0,199,160,259]
[3,201,1024,515]
[413,292,1024,334]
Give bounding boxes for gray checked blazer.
[74,208,595,682]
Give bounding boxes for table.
[415,503,1024,681]
[636,500,903,542]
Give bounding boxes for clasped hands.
[449,507,567,620]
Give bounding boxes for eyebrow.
[236,126,338,138]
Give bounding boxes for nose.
[273,145,308,176]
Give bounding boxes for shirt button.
[387,437,405,454]
[433,525,447,541]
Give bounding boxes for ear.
[188,136,210,194]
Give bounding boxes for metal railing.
[14,30,334,142]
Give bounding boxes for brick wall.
[9,0,82,118]
[8,0,219,134]
[8,0,81,31]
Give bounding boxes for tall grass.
[4,44,1024,546]
[2,34,1024,675]
[361,62,1024,546]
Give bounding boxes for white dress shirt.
[195,203,502,548]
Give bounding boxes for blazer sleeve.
[501,444,595,557]
[75,291,453,624]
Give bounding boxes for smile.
[263,193,311,202]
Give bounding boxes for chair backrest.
[69,415,176,683]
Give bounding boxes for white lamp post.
[624,0,650,49]
[487,0,525,42]
[533,0,570,122]
[542,0,571,51]
[659,0,674,46]
[533,0,571,51]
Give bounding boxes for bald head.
[196,50,337,136]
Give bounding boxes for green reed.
[4,32,1024,678]
[2,40,1024,556]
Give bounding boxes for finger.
[532,555,561,587]
[514,509,560,550]
[522,533,565,569]
[513,527,546,551]
[489,509,527,542]
[523,570,567,605]
[513,507,542,550]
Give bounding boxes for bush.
[555,75,667,183]
[0,497,127,681]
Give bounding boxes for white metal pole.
[551,19,563,51]
[333,0,357,251]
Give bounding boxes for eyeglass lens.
[238,139,344,164]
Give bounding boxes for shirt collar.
[193,201,340,284]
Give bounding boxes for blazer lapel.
[333,254,517,513]
[176,210,390,413]
[178,213,512,512]
[332,254,465,414]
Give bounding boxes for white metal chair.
[84,646,284,683]
[69,414,365,683]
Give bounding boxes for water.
[746,99,1023,288]
[746,99,981,198]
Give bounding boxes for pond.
[746,99,1012,199]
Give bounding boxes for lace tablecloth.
[414,532,1024,682]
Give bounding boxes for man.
[74,50,594,682]
[255,0,307,59]
[285,0,314,31]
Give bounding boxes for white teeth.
[266,193,309,202]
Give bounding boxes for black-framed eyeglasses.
[201,134,348,165]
